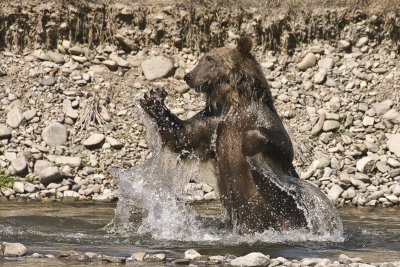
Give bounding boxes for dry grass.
[75,93,108,136]
[45,0,400,12]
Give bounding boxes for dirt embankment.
[1,0,399,54]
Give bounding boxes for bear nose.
[184,73,192,83]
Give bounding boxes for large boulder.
[141,56,174,80]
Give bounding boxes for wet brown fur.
[140,36,306,233]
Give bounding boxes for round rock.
[327,184,344,204]
[23,109,37,121]
[184,249,201,260]
[34,160,54,174]
[39,166,63,185]
[297,53,316,71]
[1,242,27,257]
[55,156,82,168]
[47,51,65,64]
[42,122,68,147]
[322,120,339,132]
[40,76,56,86]
[83,134,105,148]
[11,157,27,174]
[105,137,123,149]
[141,56,174,81]
[13,181,25,194]
[230,252,270,267]
[6,108,24,128]
[338,40,350,50]
[318,57,334,69]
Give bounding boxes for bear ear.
[237,36,253,55]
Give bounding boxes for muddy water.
[0,202,400,266]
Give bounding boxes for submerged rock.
[0,242,27,257]
[184,249,201,260]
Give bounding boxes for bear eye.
[205,56,213,63]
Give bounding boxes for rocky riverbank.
[0,1,400,205]
[1,241,400,267]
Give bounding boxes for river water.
[0,201,400,266]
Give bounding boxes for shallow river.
[0,201,400,266]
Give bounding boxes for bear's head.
[184,36,274,111]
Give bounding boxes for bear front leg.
[242,127,295,174]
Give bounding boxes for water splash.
[247,155,344,240]
[110,104,222,241]
[110,102,344,243]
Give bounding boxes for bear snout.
[183,73,193,84]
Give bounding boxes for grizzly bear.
[140,37,342,234]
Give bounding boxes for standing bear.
[140,37,342,234]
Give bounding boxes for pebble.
[322,120,339,131]
[34,160,54,174]
[387,158,400,168]
[318,57,334,69]
[314,68,327,84]
[55,156,82,168]
[11,157,27,174]
[6,108,24,128]
[297,53,316,70]
[0,124,12,139]
[40,76,56,86]
[23,109,37,121]
[83,134,105,148]
[47,51,65,64]
[102,60,118,71]
[69,46,84,55]
[144,253,166,262]
[204,191,216,200]
[13,181,25,193]
[356,37,369,47]
[39,166,63,185]
[337,40,350,50]
[63,190,80,199]
[383,109,400,123]
[105,137,123,149]
[372,102,391,115]
[327,184,344,203]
